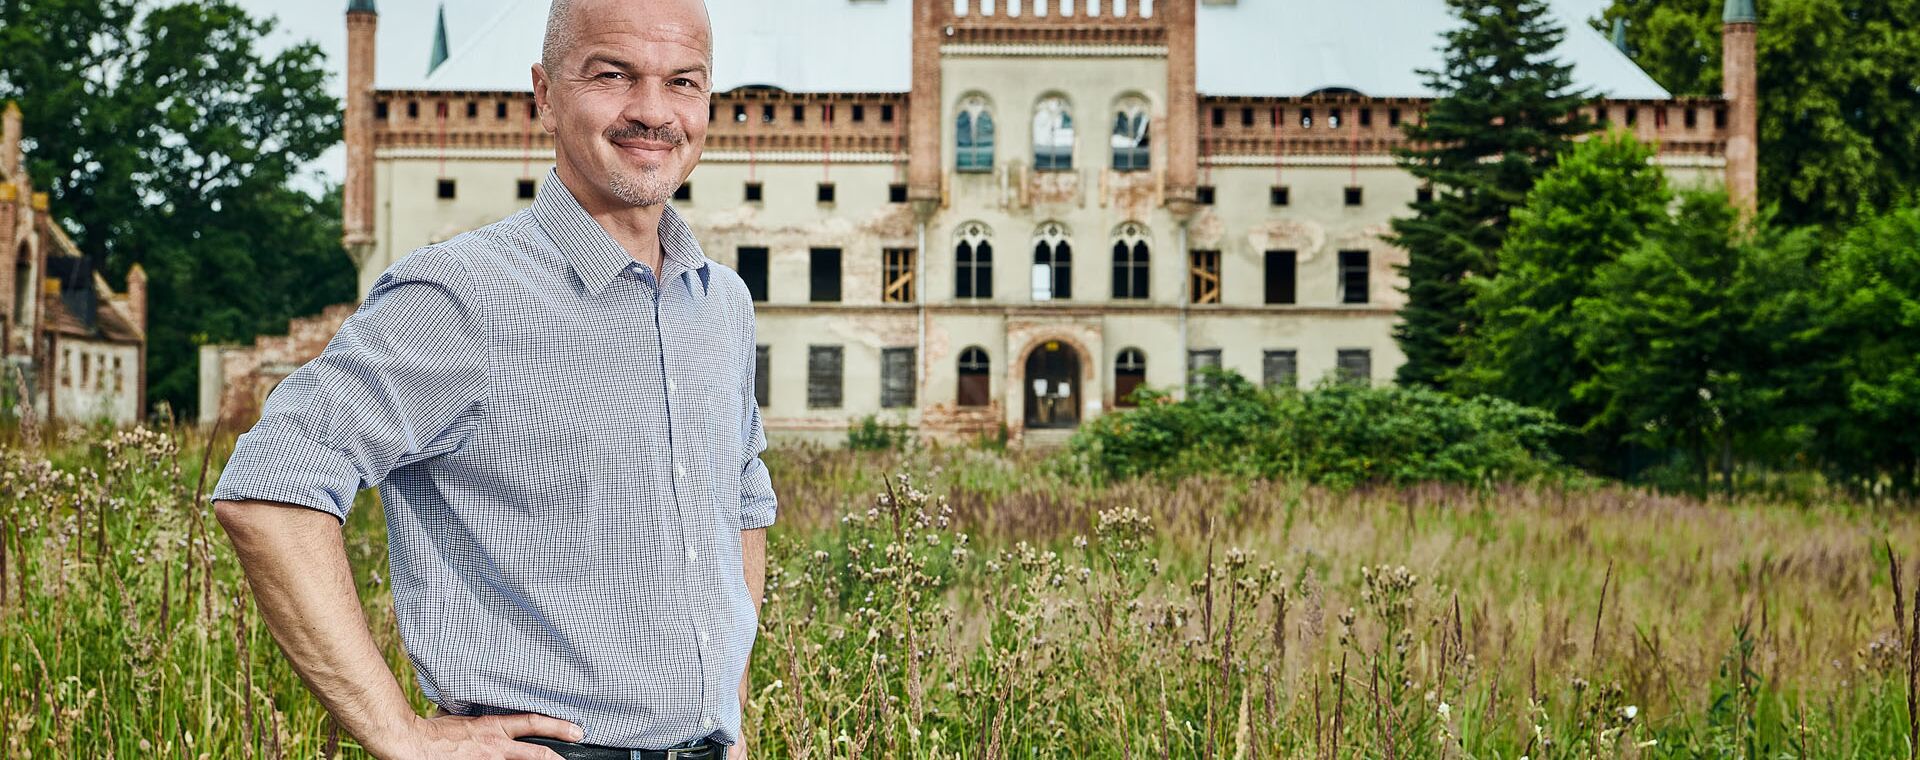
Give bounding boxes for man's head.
[533,0,713,209]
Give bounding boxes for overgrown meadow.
[2,423,1918,759]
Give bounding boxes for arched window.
[13,245,31,326]
[1032,96,1074,170]
[1031,222,1071,301]
[1111,96,1150,171]
[957,346,990,407]
[1110,222,1150,300]
[956,95,995,173]
[955,222,994,300]
[1115,348,1146,407]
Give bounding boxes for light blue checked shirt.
[211,168,776,750]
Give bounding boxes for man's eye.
[670,78,697,87]
[597,72,626,81]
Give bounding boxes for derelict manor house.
[202,0,1759,444]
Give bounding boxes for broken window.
[955,223,994,299]
[737,246,769,302]
[754,345,770,407]
[1265,250,1296,305]
[1339,250,1369,304]
[1263,350,1298,389]
[1114,347,1146,407]
[881,347,916,408]
[1189,249,1221,305]
[1032,96,1074,171]
[1031,223,1072,301]
[1186,349,1222,390]
[956,95,995,172]
[807,345,843,408]
[883,248,916,303]
[1110,96,1150,171]
[810,247,842,302]
[1110,223,1150,300]
[957,346,990,407]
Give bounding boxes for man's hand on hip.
[369,712,582,760]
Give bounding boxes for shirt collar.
[529,167,710,300]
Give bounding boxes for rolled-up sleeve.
[210,248,489,523]
[737,305,777,530]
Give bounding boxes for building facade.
[203,0,1756,444]
[1,102,149,427]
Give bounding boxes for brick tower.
[344,0,379,267]
[1722,0,1758,214]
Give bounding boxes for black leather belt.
[515,736,726,760]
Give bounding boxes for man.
[212,0,772,757]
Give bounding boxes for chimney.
[906,0,944,217]
[1722,0,1758,214]
[2,101,21,179]
[125,263,147,334]
[1163,0,1199,216]
[344,0,379,264]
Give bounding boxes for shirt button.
[686,547,698,561]
[668,379,678,392]
[675,464,686,478]
[703,717,715,731]
[699,629,711,645]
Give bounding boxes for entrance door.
[1023,340,1082,429]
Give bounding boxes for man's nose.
[619,82,677,137]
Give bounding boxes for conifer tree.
[1390,0,1595,388]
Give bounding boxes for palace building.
[200,0,1758,444]
[2,103,150,427]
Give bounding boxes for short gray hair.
[541,0,714,77]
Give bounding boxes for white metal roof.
[379,0,1669,100]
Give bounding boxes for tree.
[1391,0,1596,389]
[1460,130,1670,470]
[0,0,352,418]
[1599,0,1920,226]
[1572,191,1816,493]
[1809,200,1920,495]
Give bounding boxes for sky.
[239,0,1617,189]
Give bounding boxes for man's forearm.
[738,527,767,712]
[217,499,418,753]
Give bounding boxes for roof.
[379,0,1669,100]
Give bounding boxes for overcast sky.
[239,0,1615,189]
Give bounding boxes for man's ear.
[532,63,556,135]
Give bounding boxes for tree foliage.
[0,0,353,417]
[1599,0,1920,226]
[1389,0,1596,389]
[1807,200,1920,494]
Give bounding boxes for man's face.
[534,0,712,209]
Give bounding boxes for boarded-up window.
[1339,250,1369,304]
[1265,250,1296,305]
[883,248,916,303]
[1263,350,1298,389]
[1189,249,1221,305]
[1186,349,1222,390]
[754,345,770,407]
[810,248,842,302]
[881,347,916,408]
[738,247,769,302]
[957,346,990,407]
[1337,349,1372,385]
[1115,347,1146,407]
[808,345,843,408]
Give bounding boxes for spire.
[1723,0,1756,24]
[347,0,376,14]
[427,3,451,76]
[1610,16,1628,52]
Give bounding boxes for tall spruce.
[1390,0,1595,388]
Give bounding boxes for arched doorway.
[1023,340,1082,429]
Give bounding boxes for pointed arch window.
[956,95,995,173]
[1111,96,1150,171]
[1110,223,1150,300]
[1033,96,1074,171]
[1115,348,1147,407]
[955,222,994,300]
[1032,223,1072,301]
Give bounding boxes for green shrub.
[846,414,914,451]
[1065,367,1570,488]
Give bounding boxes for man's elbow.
[214,498,338,545]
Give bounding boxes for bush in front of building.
[1065,367,1570,489]
[846,413,915,452]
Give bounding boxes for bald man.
[213,0,770,757]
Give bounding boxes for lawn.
[1,425,1917,758]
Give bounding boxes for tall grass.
[2,427,1918,758]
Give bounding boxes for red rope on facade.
[1272,104,1284,186]
[522,101,534,179]
[822,102,834,182]
[437,102,448,178]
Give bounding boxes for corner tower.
[343,0,379,267]
[1722,0,1758,213]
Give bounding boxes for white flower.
[1621,705,1638,721]
[1436,702,1451,720]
